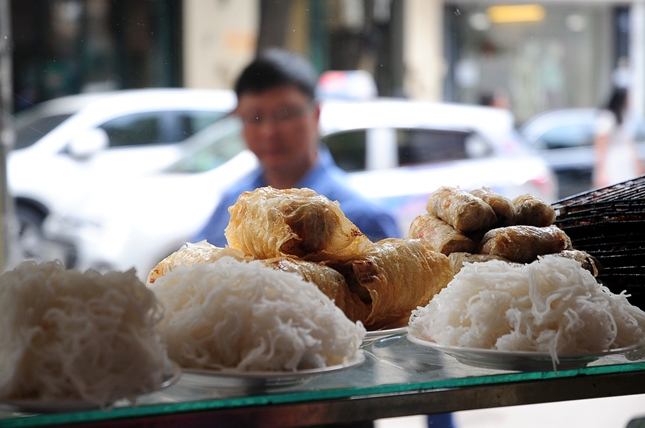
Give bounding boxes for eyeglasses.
[237,100,316,126]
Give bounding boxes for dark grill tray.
[555,176,645,206]
[552,175,645,309]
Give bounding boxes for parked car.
[519,108,645,199]
[320,99,558,233]
[43,99,558,280]
[8,88,237,263]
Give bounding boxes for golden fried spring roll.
[407,213,477,255]
[448,252,513,275]
[557,249,602,277]
[426,186,497,233]
[225,187,371,261]
[332,238,453,330]
[512,194,556,227]
[147,240,249,284]
[262,257,369,323]
[470,187,515,227]
[479,225,570,263]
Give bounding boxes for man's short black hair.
[234,48,319,100]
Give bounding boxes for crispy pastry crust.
[557,249,602,276]
[225,187,370,261]
[479,225,570,263]
[470,187,516,227]
[147,240,248,284]
[263,257,369,323]
[332,238,453,330]
[426,186,497,233]
[408,213,477,255]
[448,252,512,275]
[512,194,556,227]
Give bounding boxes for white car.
[320,99,558,233]
[43,99,558,280]
[9,88,236,263]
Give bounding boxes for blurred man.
[194,48,400,246]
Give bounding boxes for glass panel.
[173,111,228,142]
[0,333,643,426]
[537,124,594,149]
[168,134,246,174]
[13,113,73,149]
[99,113,161,147]
[322,130,367,172]
[397,129,473,166]
[166,117,246,173]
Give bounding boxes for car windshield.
[13,113,73,150]
[164,115,246,174]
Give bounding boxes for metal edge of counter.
[7,366,645,428]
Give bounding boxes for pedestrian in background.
[593,86,645,189]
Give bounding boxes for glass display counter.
[1,332,645,427]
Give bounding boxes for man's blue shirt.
[193,148,401,246]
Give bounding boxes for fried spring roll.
[448,252,513,275]
[557,249,602,277]
[263,257,369,323]
[147,240,249,284]
[470,187,515,227]
[426,186,497,233]
[512,194,556,227]
[225,187,371,261]
[332,238,453,330]
[479,225,570,263]
[407,213,477,255]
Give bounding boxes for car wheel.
[14,205,76,268]
[14,205,74,265]
[15,205,48,261]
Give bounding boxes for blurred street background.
[2,1,645,426]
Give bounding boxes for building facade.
[8,0,640,124]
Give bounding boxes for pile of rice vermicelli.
[149,257,366,371]
[0,261,174,404]
[409,255,645,361]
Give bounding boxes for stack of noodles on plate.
[408,255,645,368]
[407,186,645,367]
[0,261,175,407]
[148,258,365,372]
[148,187,453,340]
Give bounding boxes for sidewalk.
[375,394,645,428]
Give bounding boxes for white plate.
[407,334,644,372]
[0,363,182,414]
[363,327,408,343]
[179,351,366,391]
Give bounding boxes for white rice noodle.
[150,257,366,372]
[0,261,173,405]
[409,254,645,363]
